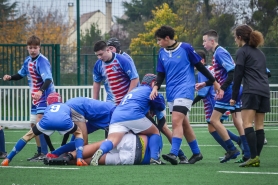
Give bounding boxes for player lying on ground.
[1,93,87,166]
[45,132,162,165]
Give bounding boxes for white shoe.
[264,138,267,145]
[90,149,103,166]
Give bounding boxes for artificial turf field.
[0,125,277,185]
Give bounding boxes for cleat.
[239,156,260,167]
[264,138,267,145]
[27,153,45,162]
[150,158,165,165]
[0,152,7,159]
[234,157,249,163]
[90,149,103,166]
[1,158,9,166]
[77,158,88,166]
[220,149,240,163]
[46,153,58,159]
[179,156,189,164]
[44,153,73,165]
[219,152,238,161]
[188,153,203,164]
[162,153,178,165]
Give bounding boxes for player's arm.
[93,82,101,100]
[192,95,203,106]
[127,78,139,93]
[231,65,244,101]
[150,94,165,112]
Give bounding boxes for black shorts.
[214,107,241,114]
[241,93,270,113]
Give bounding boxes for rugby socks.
[240,135,251,158]
[149,134,161,160]
[178,149,186,158]
[227,129,240,143]
[244,127,257,159]
[39,134,48,154]
[224,139,236,151]
[70,135,75,142]
[7,138,27,161]
[51,141,75,156]
[0,129,6,153]
[256,129,265,156]
[188,140,200,155]
[75,138,84,159]
[37,146,41,154]
[99,140,113,154]
[210,131,228,151]
[170,137,182,156]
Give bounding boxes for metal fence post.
[55,44,61,85]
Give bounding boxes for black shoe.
[0,152,7,159]
[27,153,45,161]
[179,156,189,164]
[150,158,166,165]
[44,153,73,165]
[188,153,203,164]
[162,153,178,165]
[220,149,240,163]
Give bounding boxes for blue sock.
[178,149,186,158]
[51,141,76,156]
[75,138,84,159]
[149,134,161,160]
[99,140,113,154]
[39,134,48,154]
[170,137,182,156]
[210,131,228,151]
[188,140,200,155]
[227,129,240,143]
[224,139,236,151]
[0,129,6,153]
[240,135,251,158]
[37,146,41,154]
[70,135,75,142]
[7,138,27,161]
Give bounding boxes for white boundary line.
[0,166,79,170]
[218,171,278,175]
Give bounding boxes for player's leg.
[0,126,7,159]
[1,128,37,166]
[254,113,265,157]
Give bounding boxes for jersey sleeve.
[17,65,27,77]
[197,72,210,97]
[37,59,53,81]
[150,93,165,112]
[93,60,103,83]
[216,50,235,72]
[156,48,165,73]
[180,43,201,65]
[117,54,139,80]
[235,48,245,67]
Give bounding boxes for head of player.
[107,38,121,54]
[141,73,157,88]
[202,30,219,52]
[196,50,207,65]
[27,35,41,58]
[47,92,62,105]
[93,40,113,62]
[154,25,176,48]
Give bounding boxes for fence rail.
[0,85,277,127]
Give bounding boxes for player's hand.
[215,89,224,100]
[195,82,206,91]
[213,81,221,92]
[2,75,11,81]
[230,99,236,106]
[150,88,158,100]
[32,91,43,101]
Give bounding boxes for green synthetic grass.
[1,126,278,185]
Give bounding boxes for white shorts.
[168,98,193,113]
[105,133,136,165]
[109,117,152,134]
[36,122,74,136]
[30,114,37,124]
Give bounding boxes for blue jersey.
[157,42,201,101]
[212,46,235,86]
[18,53,55,105]
[38,103,73,131]
[110,85,165,123]
[93,53,139,105]
[150,93,166,120]
[66,97,116,126]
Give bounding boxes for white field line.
[218,171,278,175]
[0,166,79,170]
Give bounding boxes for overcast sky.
[12,0,131,20]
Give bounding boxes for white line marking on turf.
[218,171,278,175]
[163,143,278,147]
[0,166,80,170]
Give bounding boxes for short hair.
[196,50,206,63]
[93,40,107,52]
[203,30,219,42]
[234,24,264,48]
[154,25,175,39]
[27,35,41,46]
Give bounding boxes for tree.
[0,0,27,43]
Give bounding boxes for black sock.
[244,127,257,159]
[61,133,70,146]
[44,134,55,152]
[256,129,265,156]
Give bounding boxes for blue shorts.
[31,101,47,115]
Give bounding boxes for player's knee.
[22,129,37,141]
